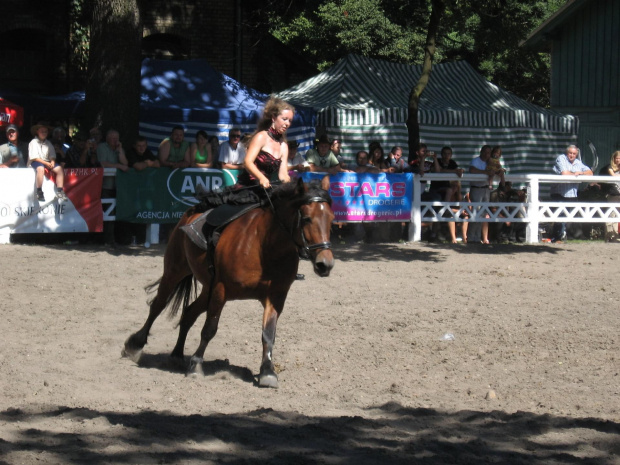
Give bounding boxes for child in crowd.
[388,146,407,173]
[28,123,66,201]
[486,145,506,189]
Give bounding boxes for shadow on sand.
[1,403,617,464]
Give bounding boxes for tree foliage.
[271,0,428,70]
[270,0,566,106]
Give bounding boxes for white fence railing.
[409,173,620,243]
[100,169,620,245]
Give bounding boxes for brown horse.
[122,176,334,388]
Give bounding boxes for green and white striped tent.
[276,54,579,175]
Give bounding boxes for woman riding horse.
[236,97,294,189]
[196,97,295,209]
[122,98,335,388]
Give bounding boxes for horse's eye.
[301,217,312,225]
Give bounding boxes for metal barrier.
[409,173,620,243]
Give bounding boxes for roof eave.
[520,0,590,49]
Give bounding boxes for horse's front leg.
[258,300,282,388]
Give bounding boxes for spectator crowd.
[1,119,618,245]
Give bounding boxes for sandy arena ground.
[0,239,619,464]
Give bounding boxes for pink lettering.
[375,183,390,196]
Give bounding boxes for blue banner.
[302,172,412,222]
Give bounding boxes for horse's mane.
[269,180,332,206]
[190,180,331,215]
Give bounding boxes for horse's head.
[298,176,335,277]
[271,176,335,277]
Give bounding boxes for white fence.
[101,170,620,245]
[409,173,620,243]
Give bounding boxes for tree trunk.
[84,0,142,145]
[406,0,445,163]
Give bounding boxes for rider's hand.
[260,177,271,188]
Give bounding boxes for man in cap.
[306,134,347,174]
[0,125,28,168]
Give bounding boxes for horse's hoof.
[186,356,204,377]
[121,346,142,363]
[258,372,279,389]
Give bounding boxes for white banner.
[0,169,90,237]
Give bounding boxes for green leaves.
[270,0,563,106]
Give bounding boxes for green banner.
[116,168,240,223]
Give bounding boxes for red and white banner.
[0,168,103,237]
[0,98,24,128]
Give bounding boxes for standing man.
[550,145,592,243]
[97,129,129,245]
[63,132,99,168]
[97,129,129,196]
[218,127,246,170]
[159,126,190,169]
[468,145,492,243]
[0,125,28,168]
[409,143,441,200]
[128,136,160,171]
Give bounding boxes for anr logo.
[167,168,225,206]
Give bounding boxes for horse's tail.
[145,275,197,319]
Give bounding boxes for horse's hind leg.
[166,284,221,372]
[184,286,226,376]
[122,272,189,362]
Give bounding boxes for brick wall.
[0,0,316,95]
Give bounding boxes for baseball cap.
[5,124,18,134]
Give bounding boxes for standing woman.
[190,130,213,168]
[236,97,294,188]
[605,151,620,242]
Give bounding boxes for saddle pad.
[206,203,255,227]
[180,203,261,251]
[180,212,210,250]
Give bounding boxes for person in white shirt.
[28,123,66,201]
[218,128,246,170]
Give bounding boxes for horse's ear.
[295,176,306,195]
[320,175,330,192]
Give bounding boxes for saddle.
[181,203,260,251]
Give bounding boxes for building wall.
[549,0,620,158]
[550,0,620,108]
[0,0,71,93]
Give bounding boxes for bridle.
[264,188,332,258]
[296,196,332,257]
